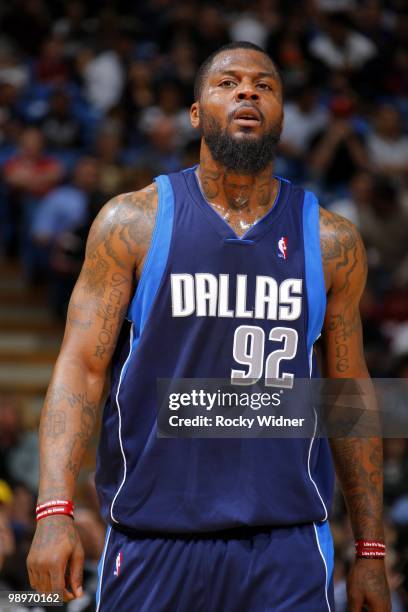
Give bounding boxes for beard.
[200,110,282,174]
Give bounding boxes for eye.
[257,82,272,90]
[220,80,236,88]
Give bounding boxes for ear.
[190,102,200,129]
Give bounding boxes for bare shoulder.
[319,206,367,296]
[86,182,158,272]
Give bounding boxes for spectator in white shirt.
[368,104,408,182]
[280,83,329,160]
[309,11,377,72]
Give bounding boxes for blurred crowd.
[0,0,407,609]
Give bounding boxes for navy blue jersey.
[95,167,334,533]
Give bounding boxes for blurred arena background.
[0,0,407,609]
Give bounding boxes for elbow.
[54,348,108,386]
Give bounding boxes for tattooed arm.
[320,208,390,612]
[27,184,157,600]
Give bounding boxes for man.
[3,127,63,199]
[27,42,390,611]
[31,156,103,316]
[3,127,63,259]
[31,157,101,241]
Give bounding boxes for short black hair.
[193,41,280,101]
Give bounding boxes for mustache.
[227,104,265,124]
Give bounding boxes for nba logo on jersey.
[278,236,288,259]
[113,551,122,577]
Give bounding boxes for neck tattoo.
[195,169,279,236]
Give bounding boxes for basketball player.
[27,42,390,611]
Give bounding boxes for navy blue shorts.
[96,522,334,612]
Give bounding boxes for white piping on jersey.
[110,323,134,523]
[96,525,112,612]
[308,341,314,375]
[307,342,328,521]
[313,522,332,612]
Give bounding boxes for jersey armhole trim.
[303,190,326,355]
[129,177,165,308]
[127,175,174,329]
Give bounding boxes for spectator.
[0,38,29,91]
[328,170,374,226]
[169,43,197,101]
[76,29,134,114]
[367,105,408,182]
[331,176,408,360]
[140,115,182,175]
[40,89,82,151]
[92,126,126,199]
[228,9,269,48]
[359,178,408,291]
[383,440,408,506]
[121,165,156,194]
[156,3,196,56]
[0,482,34,591]
[3,126,63,259]
[353,1,393,48]
[10,483,35,532]
[121,59,155,140]
[31,157,102,316]
[308,95,368,193]
[76,44,125,113]
[31,156,101,248]
[34,35,71,85]
[279,82,329,179]
[0,397,38,493]
[0,82,22,148]
[3,127,63,199]
[194,5,230,64]
[266,11,309,89]
[139,79,197,149]
[309,10,377,74]
[52,0,93,59]
[384,45,408,97]
[0,398,19,487]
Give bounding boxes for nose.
[236,82,259,102]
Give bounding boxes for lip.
[233,117,261,127]
[233,106,261,122]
